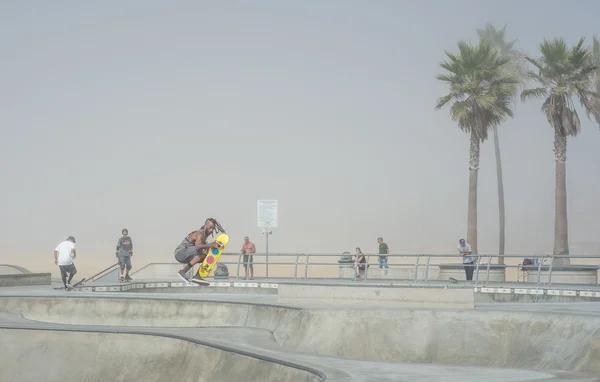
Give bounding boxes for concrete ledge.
[128,286,278,295]
[0,273,51,287]
[438,263,506,282]
[339,264,441,280]
[523,265,598,285]
[367,268,441,280]
[474,285,600,304]
[278,284,474,308]
[72,280,279,293]
[475,291,600,304]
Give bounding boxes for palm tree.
[477,24,528,86]
[592,35,600,128]
[436,40,519,255]
[476,24,527,264]
[521,37,600,265]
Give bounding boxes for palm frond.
[522,37,598,134]
[520,87,548,101]
[435,94,454,110]
[436,37,517,140]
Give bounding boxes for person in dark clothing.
[377,237,389,275]
[116,228,133,282]
[355,247,367,278]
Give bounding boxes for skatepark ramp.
[0,328,322,382]
[0,264,31,275]
[0,265,50,287]
[0,296,599,377]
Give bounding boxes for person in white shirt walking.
[457,238,474,281]
[54,236,78,290]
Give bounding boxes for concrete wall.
[278,284,475,308]
[525,269,598,285]
[0,329,321,382]
[1,297,599,375]
[438,264,506,282]
[0,273,51,287]
[339,265,440,280]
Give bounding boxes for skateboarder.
[116,228,133,282]
[174,218,225,284]
[54,236,77,290]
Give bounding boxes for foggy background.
[1,0,599,276]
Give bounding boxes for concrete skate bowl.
[0,328,322,382]
[1,297,600,379]
[0,264,31,275]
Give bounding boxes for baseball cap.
[459,238,465,243]
[67,236,76,243]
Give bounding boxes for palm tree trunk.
[492,126,505,264]
[467,130,480,255]
[553,129,570,265]
[597,82,600,129]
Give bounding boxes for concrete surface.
[0,302,587,382]
[438,263,506,282]
[64,275,600,306]
[0,328,322,382]
[0,285,599,381]
[0,273,51,287]
[277,283,475,308]
[525,267,598,284]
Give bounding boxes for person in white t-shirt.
[457,238,474,281]
[54,236,78,290]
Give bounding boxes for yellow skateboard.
[198,233,229,278]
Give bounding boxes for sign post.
[257,200,278,278]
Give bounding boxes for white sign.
[257,200,278,228]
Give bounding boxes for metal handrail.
[209,252,600,285]
[70,262,119,287]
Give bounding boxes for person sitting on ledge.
[355,247,367,278]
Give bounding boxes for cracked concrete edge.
[0,293,303,310]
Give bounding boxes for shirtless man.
[174,218,225,284]
[241,236,256,280]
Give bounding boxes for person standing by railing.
[241,236,256,280]
[458,238,474,281]
[377,237,389,275]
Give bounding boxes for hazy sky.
[2,0,599,274]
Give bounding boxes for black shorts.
[59,264,77,275]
